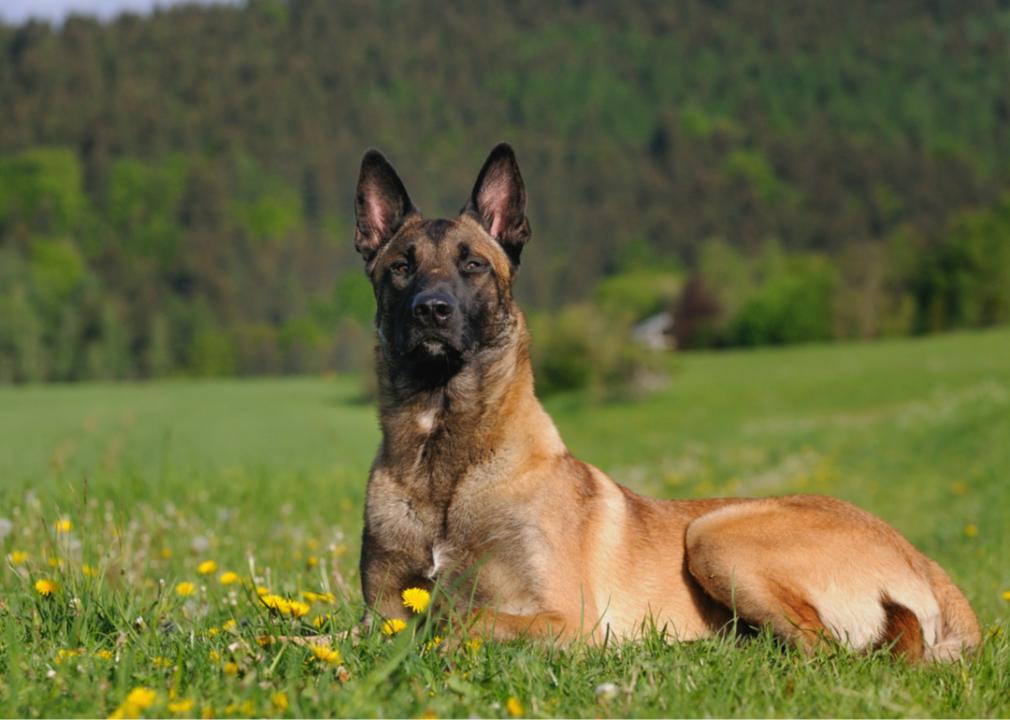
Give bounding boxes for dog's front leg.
[359,538,427,624]
[463,608,570,642]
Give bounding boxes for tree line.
[1,0,1009,382]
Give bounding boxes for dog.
[352,143,980,661]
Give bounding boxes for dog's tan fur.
[354,146,980,661]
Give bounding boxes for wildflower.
[8,550,28,565]
[168,699,194,716]
[160,547,173,559]
[256,585,270,596]
[506,697,524,717]
[197,560,218,575]
[209,650,221,662]
[312,646,342,665]
[595,682,619,701]
[402,587,430,614]
[271,692,289,712]
[1002,590,1010,602]
[96,649,114,661]
[312,614,332,629]
[47,556,62,568]
[302,591,335,604]
[222,619,237,631]
[307,555,319,568]
[381,618,407,635]
[175,581,195,597]
[223,661,239,676]
[82,564,98,577]
[54,518,72,533]
[288,600,310,618]
[207,627,219,638]
[466,637,483,652]
[55,648,85,664]
[424,635,443,652]
[152,656,172,670]
[35,578,58,596]
[111,687,158,718]
[261,594,291,615]
[219,571,240,585]
[964,523,978,538]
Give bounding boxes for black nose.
[412,290,455,327]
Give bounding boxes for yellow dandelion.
[47,556,61,568]
[307,555,319,568]
[261,594,291,615]
[256,585,270,596]
[424,635,443,652]
[209,649,220,661]
[466,637,483,652]
[54,518,72,533]
[288,600,310,618]
[168,699,194,716]
[8,550,28,565]
[201,705,214,719]
[35,578,58,596]
[207,627,219,638]
[222,619,237,631]
[506,696,524,717]
[401,587,430,614]
[82,564,98,577]
[223,661,239,676]
[197,560,218,575]
[271,692,288,712]
[112,686,158,717]
[312,614,332,629]
[175,581,195,597]
[1002,590,1010,602]
[219,571,240,585]
[55,647,84,664]
[312,646,342,665]
[381,618,407,635]
[160,547,173,559]
[964,523,978,538]
[96,649,114,661]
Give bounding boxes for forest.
[1,0,1009,383]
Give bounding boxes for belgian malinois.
[353,144,980,661]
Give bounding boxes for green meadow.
[1,329,1008,718]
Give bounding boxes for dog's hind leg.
[683,497,943,659]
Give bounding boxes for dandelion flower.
[466,637,483,652]
[9,550,28,565]
[35,578,58,596]
[111,686,157,718]
[402,587,431,613]
[261,594,291,615]
[288,600,310,618]
[256,585,270,596]
[96,649,114,661]
[307,555,319,568]
[506,696,524,717]
[223,661,239,676]
[209,650,220,662]
[964,523,978,538]
[175,581,195,597]
[82,564,98,577]
[312,646,342,665]
[160,547,173,560]
[271,692,289,712]
[54,518,72,533]
[222,619,237,631]
[1002,590,1010,602]
[219,571,240,585]
[168,699,194,716]
[197,560,217,575]
[381,618,407,635]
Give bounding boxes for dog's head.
[353,144,530,388]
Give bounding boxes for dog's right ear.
[354,150,419,264]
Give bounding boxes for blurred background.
[1,0,1008,393]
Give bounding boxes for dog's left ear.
[462,143,530,266]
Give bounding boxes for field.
[1,329,1008,718]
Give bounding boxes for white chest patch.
[416,409,438,434]
[426,540,452,580]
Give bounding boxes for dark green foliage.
[1,0,1010,381]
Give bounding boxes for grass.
[1,328,1008,717]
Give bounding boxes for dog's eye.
[390,261,411,276]
[462,259,487,273]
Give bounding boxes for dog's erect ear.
[354,150,419,263]
[462,143,530,266]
